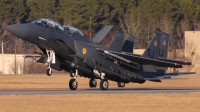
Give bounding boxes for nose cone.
[6,24,29,39]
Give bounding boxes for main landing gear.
[100,79,109,90]
[69,70,78,90]
[68,69,109,91]
[117,82,125,87]
[99,72,109,91]
[89,78,97,88]
[46,49,55,76]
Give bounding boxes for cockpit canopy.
[32,18,64,31]
[32,18,84,36]
[62,25,84,36]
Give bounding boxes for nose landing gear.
[45,49,55,76]
[69,70,78,90]
[70,70,76,77]
[46,67,52,76]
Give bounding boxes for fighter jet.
[5,18,121,87]
[6,18,195,91]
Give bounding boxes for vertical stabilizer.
[159,33,170,58]
[142,32,162,59]
[122,35,135,53]
[156,33,170,73]
[107,33,124,52]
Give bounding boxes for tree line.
[0,0,200,54]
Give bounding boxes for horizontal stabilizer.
[148,79,162,82]
[145,72,196,80]
[92,25,113,43]
[145,78,188,80]
[158,57,192,65]
[164,72,196,77]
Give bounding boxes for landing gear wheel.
[69,79,78,90]
[89,78,97,88]
[117,82,125,87]
[100,79,108,90]
[70,71,76,77]
[46,68,52,76]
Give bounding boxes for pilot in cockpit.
[41,21,47,27]
[64,27,70,33]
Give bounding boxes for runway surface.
[0,87,200,95]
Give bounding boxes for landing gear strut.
[89,78,97,88]
[69,70,78,90]
[117,82,125,87]
[46,49,55,76]
[70,70,76,77]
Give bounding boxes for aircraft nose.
[6,24,29,39]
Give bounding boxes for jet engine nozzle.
[6,24,29,39]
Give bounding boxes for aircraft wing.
[98,49,182,68]
[92,25,113,43]
[158,57,192,65]
[121,52,141,57]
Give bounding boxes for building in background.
[0,54,41,74]
[185,31,200,64]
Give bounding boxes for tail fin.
[122,35,135,53]
[142,32,162,59]
[107,33,124,52]
[92,25,113,43]
[156,33,170,74]
[159,33,170,58]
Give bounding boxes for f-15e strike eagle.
[6,18,195,90]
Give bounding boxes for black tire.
[89,78,97,88]
[117,82,125,87]
[46,68,52,76]
[100,79,109,90]
[70,71,76,77]
[69,79,78,90]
